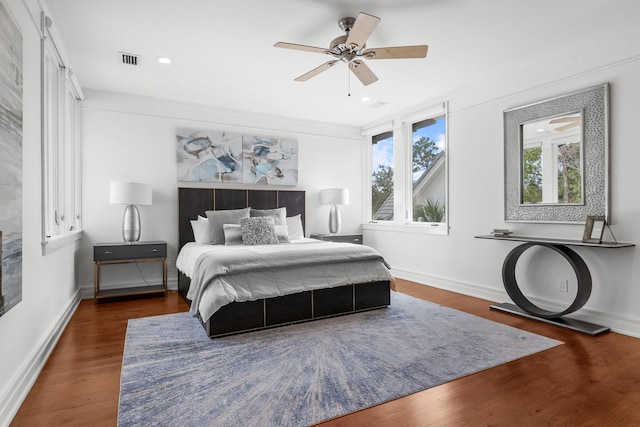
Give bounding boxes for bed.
[177,188,392,337]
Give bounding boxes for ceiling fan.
[274,12,428,86]
[549,115,581,132]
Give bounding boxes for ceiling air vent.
[369,100,390,109]
[119,52,140,66]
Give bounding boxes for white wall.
[0,1,80,424]
[364,29,640,336]
[78,90,363,295]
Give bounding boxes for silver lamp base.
[122,204,141,243]
[328,204,341,234]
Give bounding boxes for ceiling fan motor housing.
[338,17,355,32]
[331,17,364,62]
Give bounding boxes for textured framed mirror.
[504,83,609,223]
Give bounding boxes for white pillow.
[275,225,289,243]
[285,214,304,240]
[191,217,210,244]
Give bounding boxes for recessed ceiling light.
[158,56,172,64]
[536,128,545,132]
[361,96,371,102]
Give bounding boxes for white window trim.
[42,230,83,255]
[362,103,449,235]
[40,12,83,254]
[362,222,448,235]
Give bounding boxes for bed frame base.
[199,281,390,338]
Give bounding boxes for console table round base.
[491,302,610,336]
[502,242,592,319]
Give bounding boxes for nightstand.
[310,234,363,244]
[93,241,167,301]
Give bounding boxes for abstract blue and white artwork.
[176,128,298,186]
[176,128,243,183]
[242,135,298,186]
[0,0,23,317]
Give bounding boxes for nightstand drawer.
[94,242,167,261]
[310,234,363,244]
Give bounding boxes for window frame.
[41,13,83,254]
[363,121,394,224]
[363,102,449,235]
[369,128,395,222]
[404,107,448,226]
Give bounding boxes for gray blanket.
[186,241,390,317]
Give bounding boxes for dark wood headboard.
[178,188,306,251]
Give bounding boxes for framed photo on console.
[582,216,606,244]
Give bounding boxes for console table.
[475,235,634,335]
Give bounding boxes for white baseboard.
[391,267,508,304]
[0,290,81,427]
[391,267,640,339]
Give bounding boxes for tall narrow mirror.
[521,112,583,205]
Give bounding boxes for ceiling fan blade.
[294,60,339,82]
[274,42,332,55]
[362,45,428,59]
[349,60,378,86]
[345,12,381,49]
[549,116,580,124]
[554,122,580,132]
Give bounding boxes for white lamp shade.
[110,182,152,205]
[320,188,349,205]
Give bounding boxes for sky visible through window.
[371,118,446,177]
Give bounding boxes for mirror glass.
[521,112,583,205]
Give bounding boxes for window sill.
[42,230,83,255]
[362,222,448,236]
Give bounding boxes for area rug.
[118,292,561,426]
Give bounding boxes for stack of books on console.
[492,229,513,237]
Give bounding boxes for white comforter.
[176,238,393,322]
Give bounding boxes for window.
[371,130,394,221]
[410,115,446,223]
[364,103,448,233]
[42,14,82,250]
[522,137,582,204]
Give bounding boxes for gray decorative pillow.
[250,207,287,226]
[205,208,250,245]
[240,217,279,245]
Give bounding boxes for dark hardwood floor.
[11,280,640,426]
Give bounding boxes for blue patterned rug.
[118,292,561,426]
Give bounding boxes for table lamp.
[320,188,349,234]
[110,182,152,243]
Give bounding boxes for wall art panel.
[242,135,298,186]
[176,128,298,186]
[0,0,23,316]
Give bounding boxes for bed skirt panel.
[199,281,390,338]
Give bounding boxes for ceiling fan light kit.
[275,12,428,86]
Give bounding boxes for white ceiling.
[46,0,639,127]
